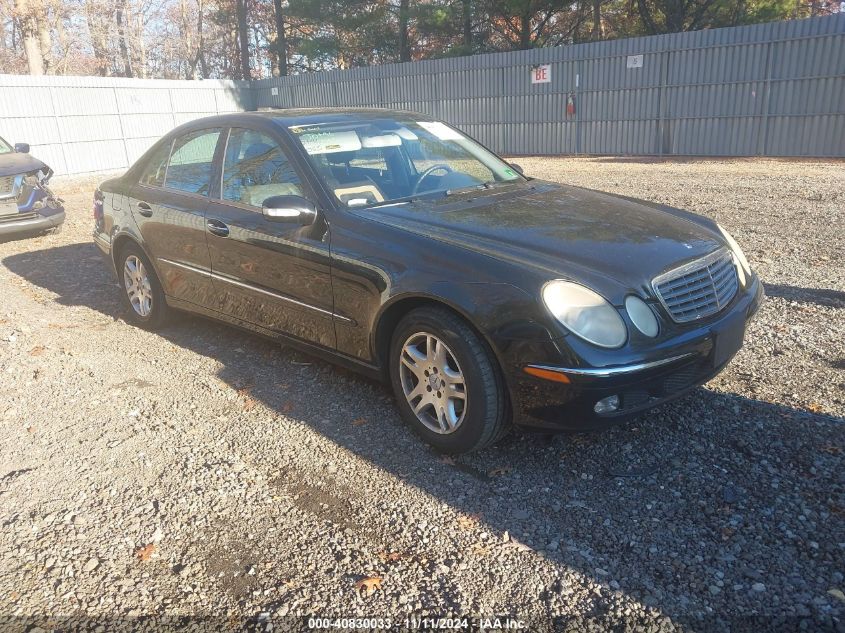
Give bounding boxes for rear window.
[164,129,221,195]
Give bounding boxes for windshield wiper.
[446,180,523,197]
[358,190,448,209]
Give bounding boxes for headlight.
[625,295,659,337]
[542,281,627,348]
[717,224,751,286]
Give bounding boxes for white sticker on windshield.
[299,130,362,155]
[416,121,464,141]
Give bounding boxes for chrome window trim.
[526,353,695,378]
[157,257,353,324]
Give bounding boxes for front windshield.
[286,117,524,207]
[0,137,12,154]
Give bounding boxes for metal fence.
[0,75,253,175]
[255,14,844,158]
[0,16,842,176]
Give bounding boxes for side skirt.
[165,296,385,383]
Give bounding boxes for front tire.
[389,306,510,453]
[118,244,169,330]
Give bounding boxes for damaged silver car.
[0,135,64,238]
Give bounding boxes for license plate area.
[0,200,19,217]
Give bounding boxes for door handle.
[137,201,153,217]
[207,219,230,238]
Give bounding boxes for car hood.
[354,182,724,298]
[0,152,49,178]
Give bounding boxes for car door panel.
[128,129,223,309]
[205,127,336,349]
[205,203,336,347]
[131,185,213,307]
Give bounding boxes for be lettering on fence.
[530,64,551,85]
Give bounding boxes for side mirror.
[509,162,524,175]
[14,143,30,154]
[262,195,317,225]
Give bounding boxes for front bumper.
[0,207,64,237]
[0,182,64,237]
[511,276,765,431]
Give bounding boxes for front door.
[130,128,222,308]
[205,127,336,349]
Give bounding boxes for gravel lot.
[0,158,842,631]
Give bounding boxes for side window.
[139,140,171,187]
[221,128,303,208]
[164,129,221,195]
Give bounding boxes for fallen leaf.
[26,425,35,434]
[470,543,490,556]
[354,576,382,595]
[280,401,294,414]
[135,543,156,562]
[488,466,511,477]
[29,345,45,356]
[352,417,367,427]
[807,403,824,414]
[457,513,482,530]
[377,551,403,562]
[242,397,257,412]
[820,445,842,456]
[237,385,254,397]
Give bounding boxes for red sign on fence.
[531,64,551,84]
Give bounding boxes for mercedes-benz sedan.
[93,109,763,453]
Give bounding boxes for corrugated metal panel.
[1,14,843,176]
[0,77,254,175]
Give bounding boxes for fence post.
[656,49,670,156]
[114,86,130,170]
[47,85,70,175]
[758,40,774,156]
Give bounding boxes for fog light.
[594,395,620,414]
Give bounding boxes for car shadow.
[4,242,844,624]
[763,282,845,309]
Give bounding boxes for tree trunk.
[197,0,208,78]
[591,0,603,40]
[519,6,531,49]
[235,0,250,79]
[15,0,44,74]
[398,0,410,62]
[462,0,472,49]
[272,0,287,75]
[36,0,51,73]
[116,0,133,77]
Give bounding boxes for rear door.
[130,128,223,308]
[204,126,336,349]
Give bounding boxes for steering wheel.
[411,164,453,195]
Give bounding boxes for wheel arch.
[373,293,505,384]
[111,233,158,280]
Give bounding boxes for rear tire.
[389,306,511,454]
[118,243,169,330]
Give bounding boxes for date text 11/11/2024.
[306,617,528,630]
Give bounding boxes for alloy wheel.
[399,332,467,434]
[123,255,153,317]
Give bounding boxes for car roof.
[184,108,429,130]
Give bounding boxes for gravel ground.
[0,158,842,631]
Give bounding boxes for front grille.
[0,175,15,198]
[653,248,738,323]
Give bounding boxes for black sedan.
[93,109,763,453]
[0,136,64,237]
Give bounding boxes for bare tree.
[235,0,249,78]
[14,0,44,74]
